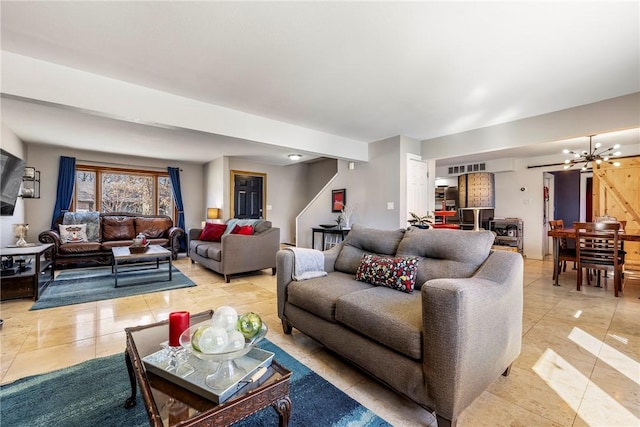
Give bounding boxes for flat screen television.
[1,148,26,216]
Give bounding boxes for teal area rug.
[0,339,390,427]
[31,265,196,310]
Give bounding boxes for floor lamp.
[458,172,495,231]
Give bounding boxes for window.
[73,166,175,220]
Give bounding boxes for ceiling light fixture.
[562,135,621,171]
[288,154,302,161]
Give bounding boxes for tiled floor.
[1,256,638,426]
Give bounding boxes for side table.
[0,243,54,301]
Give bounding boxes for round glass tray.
[179,320,268,390]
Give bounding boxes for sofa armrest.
[187,228,202,256]
[276,249,295,319]
[220,227,280,274]
[38,230,62,259]
[421,250,523,421]
[167,226,185,259]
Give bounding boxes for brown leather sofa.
[39,212,184,268]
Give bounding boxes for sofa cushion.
[58,241,102,254]
[135,217,172,238]
[355,254,419,293]
[334,224,406,274]
[335,286,423,360]
[254,220,272,234]
[287,272,373,323]
[63,212,101,242]
[231,224,254,235]
[191,241,222,261]
[396,228,494,289]
[223,219,262,235]
[198,223,227,241]
[59,224,88,243]
[102,216,135,241]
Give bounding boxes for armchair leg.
[502,363,513,377]
[435,414,456,427]
[224,274,231,283]
[272,267,276,276]
[282,319,292,334]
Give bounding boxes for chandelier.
[563,135,621,171]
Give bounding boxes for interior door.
[407,155,429,225]
[233,174,263,219]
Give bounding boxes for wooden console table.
[311,227,350,251]
[0,243,54,301]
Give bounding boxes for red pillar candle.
[169,311,190,347]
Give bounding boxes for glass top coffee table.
[124,310,292,426]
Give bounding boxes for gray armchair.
[188,220,280,283]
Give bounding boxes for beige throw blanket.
[285,247,328,281]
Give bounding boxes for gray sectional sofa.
[276,224,523,427]
[188,219,280,283]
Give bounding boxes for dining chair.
[574,221,624,297]
[549,219,576,274]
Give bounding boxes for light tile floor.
[1,256,638,426]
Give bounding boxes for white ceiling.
[1,2,639,165]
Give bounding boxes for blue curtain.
[51,156,76,228]
[168,167,187,252]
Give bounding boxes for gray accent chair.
[277,224,523,427]
[188,220,280,283]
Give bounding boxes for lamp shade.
[207,208,220,220]
[458,172,495,208]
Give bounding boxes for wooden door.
[592,156,640,268]
[233,173,264,219]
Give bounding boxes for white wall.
[25,144,204,239]
[423,93,640,260]
[0,124,26,247]
[226,158,310,244]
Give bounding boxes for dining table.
[547,227,640,286]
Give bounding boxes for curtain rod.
[77,159,183,172]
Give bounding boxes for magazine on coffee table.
[142,347,274,403]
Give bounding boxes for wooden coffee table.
[124,310,292,426]
[111,245,172,287]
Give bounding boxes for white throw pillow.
[59,224,89,243]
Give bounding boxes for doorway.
[231,171,266,219]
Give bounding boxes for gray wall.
[226,158,311,244]
[296,136,418,249]
[24,144,204,240]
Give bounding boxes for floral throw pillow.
[59,224,89,243]
[355,254,419,293]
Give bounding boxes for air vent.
[448,163,486,175]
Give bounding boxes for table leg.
[553,237,560,286]
[169,256,172,281]
[124,350,138,409]
[273,395,292,427]
[114,258,119,287]
[312,231,316,251]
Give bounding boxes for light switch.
[266,205,273,210]
[387,202,394,210]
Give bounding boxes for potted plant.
[408,212,434,229]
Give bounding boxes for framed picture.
[332,189,346,212]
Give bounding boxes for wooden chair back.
[573,221,624,296]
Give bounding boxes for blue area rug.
[0,339,390,427]
[31,265,196,310]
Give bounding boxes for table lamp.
[458,172,495,231]
[207,208,220,221]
